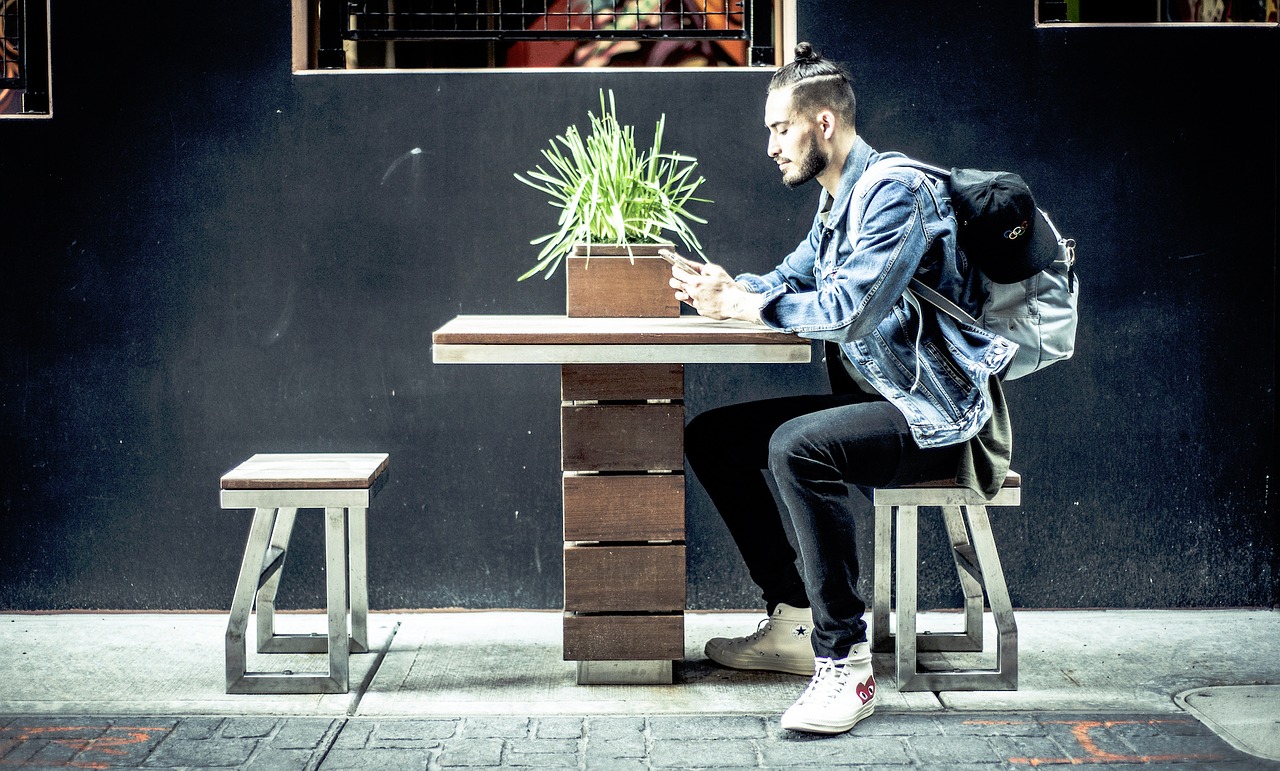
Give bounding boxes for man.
[668,43,1013,734]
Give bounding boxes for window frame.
[0,0,51,119]
[290,0,796,72]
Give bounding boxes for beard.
[781,139,828,189]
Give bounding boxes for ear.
[816,109,838,140]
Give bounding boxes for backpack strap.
[852,157,980,328]
[908,278,979,327]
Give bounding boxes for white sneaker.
[780,643,876,734]
[704,603,815,676]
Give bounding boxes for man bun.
[793,42,819,63]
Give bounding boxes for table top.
[431,315,812,365]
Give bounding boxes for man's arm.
[670,261,766,323]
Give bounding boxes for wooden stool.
[221,453,388,694]
[871,471,1020,691]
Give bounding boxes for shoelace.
[795,657,852,705]
[742,618,772,643]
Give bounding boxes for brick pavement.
[1,712,1275,769]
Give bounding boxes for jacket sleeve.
[758,175,933,342]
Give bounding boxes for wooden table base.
[561,363,686,684]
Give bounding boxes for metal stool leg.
[964,504,1018,689]
[348,507,369,653]
[894,504,921,688]
[872,503,894,654]
[924,505,984,652]
[254,508,297,653]
[226,508,277,691]
[323,507,350,692]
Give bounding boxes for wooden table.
[432,315,811,684]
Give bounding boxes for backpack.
[853,157,1080,380]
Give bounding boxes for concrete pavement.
[1,609,1278,768]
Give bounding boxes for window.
[0,0,50,118]
[1037,0,1277,25]
[293,0,789,70]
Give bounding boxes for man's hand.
[668,256,764,324]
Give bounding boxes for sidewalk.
[2,609,1278,768]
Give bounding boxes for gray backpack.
[853,157,1079,380]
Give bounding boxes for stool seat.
[221,453,390,490]
[222,452,388,695]
[872,470,1019,692]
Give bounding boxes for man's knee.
[767,419,817,478]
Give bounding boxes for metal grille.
[1,0,22,89]
[344,0,748,41]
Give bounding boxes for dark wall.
[1,1,1275,611]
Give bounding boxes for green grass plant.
[514,90,710,280]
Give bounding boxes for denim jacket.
[737,138,1016,448]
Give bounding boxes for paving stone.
[939,714,1048,736]
[371,712,460,737]
[331,721,375,750]
[31,739,81,766]
[318,747,431,770]
[504,738,579,767]
[271,718,340,750]
[987,735,1071,765]
[585,716,646,739]
[648,715,767,740]
[369,719,453,748]
[460,716,530,739]
[146,735,259,767]
[907,734,1002,765]
[437,737,505,767]
[850,713,943,736]
[585,731,647,759]
[579,759,648,771]
[73,723,174,767]
[221,717,279,738]
[245,747,318,770]
[170,716,225,740]
[534,717,584,739]
[761,734,912,766]
[2,718,110,738]
[649,738,759,768]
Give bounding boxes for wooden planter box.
[566,244,678,318]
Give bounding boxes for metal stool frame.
[221,455,386,695]
[871,474,1020,691]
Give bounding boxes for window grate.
[341,0,748,41]
[1,0,22,89]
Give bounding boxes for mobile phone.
[659,249,697,272]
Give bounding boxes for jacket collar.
[820,136,877,227]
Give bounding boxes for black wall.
[1,1,1275,611]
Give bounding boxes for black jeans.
[685,390,964,659]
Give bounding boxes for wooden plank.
[563,613,684,661]
[562,404,684,472]
[566,256,679,318]
[561,364,683,402]
[563,475,684,542]
[563,544,685,612]
[221,453,389,490]
[431,315,806,347]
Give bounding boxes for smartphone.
[659,249,698,272]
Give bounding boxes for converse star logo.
[792,624,809,638]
